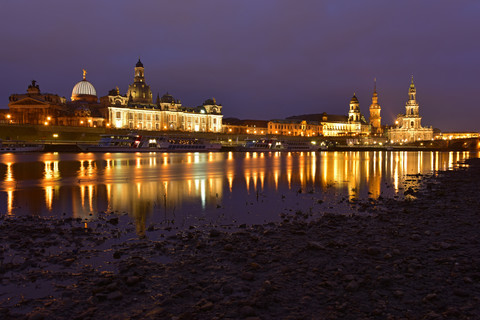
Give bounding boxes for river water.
[0,151,475,231]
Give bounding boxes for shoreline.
[24,143,480,152]
[1,159,480,319]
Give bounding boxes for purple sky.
[1,0,479,131]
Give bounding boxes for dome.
[203,98,217,105]
[160,92,175,104]
[72,70,97,103]
[71,80,97,102]
[350,94,359,104]
[72,80,97,97]
[136,59,144,68]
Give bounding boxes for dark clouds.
[1,0,479,131]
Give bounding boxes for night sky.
[1,1,479,131]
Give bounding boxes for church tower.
[369,78,382,135]
[348,93,361,122]
[405,75,419,118]
[127,59,153,104]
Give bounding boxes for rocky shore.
[1,159,480,319]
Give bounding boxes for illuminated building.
[127,59,153,104]
[7,60,223,132]
[223,119,268,135]
[8,80,66,125]
[435,132,479,140]
[369,79,382,135]
[101,60,223,132]
[284,93,370,137]
[267,119,322,136]
[346,93,370,135]
[387,77,433,143]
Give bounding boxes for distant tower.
[369,78,382,135]
[405,75,420,118]
[348,93,361,122]
[127,59,153,104]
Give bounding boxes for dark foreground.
[1,160,480,319]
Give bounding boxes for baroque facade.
[7,60,223,133]
[388,77,433,143]
[267,119,322,137]
[101,60,222,132]
[369,79,382,135]
[266,94,370,137]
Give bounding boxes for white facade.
[388,77,433,143]
[107,105,222,133]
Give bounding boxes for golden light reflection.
[245,171,251,193]
[45,186,53,211]
[7,189,13,215]
[106,183,112,211]
[228,174,233,192]
[80,185,85,209]
[6,162,13,182]
[274,171,279,191]
[1,151,474,229]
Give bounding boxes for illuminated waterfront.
[0,151,475,229]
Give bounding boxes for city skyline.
[1,1,479,131]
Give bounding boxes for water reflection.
[0,151,475,229]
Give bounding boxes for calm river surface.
[0,151,476,230]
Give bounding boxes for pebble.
[126,276,141,286]
[3,159,480,319]
[107,291,123,300]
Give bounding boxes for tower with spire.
[348,93,361,122]
[405,75,420,119]
[387,76,433,143]
[369,78,382,135]
[127,59,153,104]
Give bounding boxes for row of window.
[114,111,218,124]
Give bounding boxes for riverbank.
[1,159,480,319]
[1,123,478,152]
[38,143,480,153]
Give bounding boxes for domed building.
[126,59,153,104]
[7,59,223,133]
[71,70,98,103]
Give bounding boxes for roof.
[287,113,348,122]
[72,80,97,97]
[223,118,268,127]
